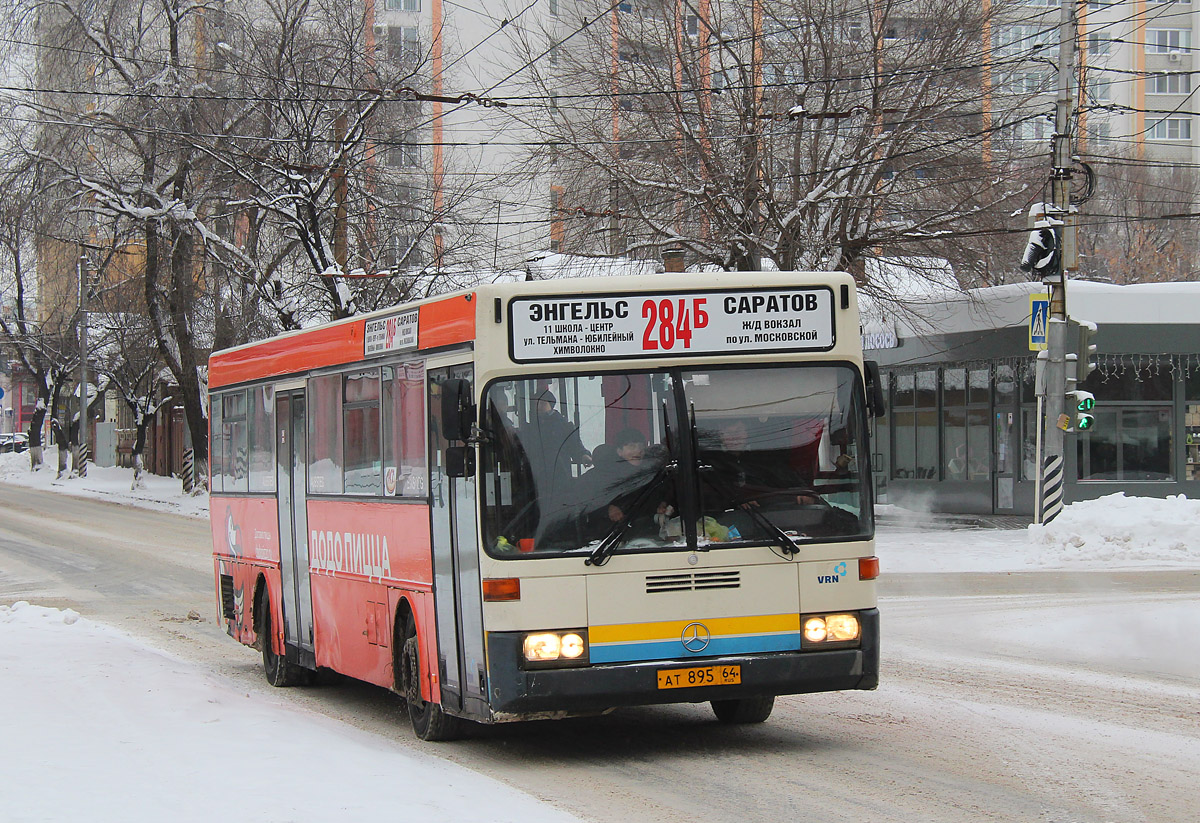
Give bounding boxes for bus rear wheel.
[400,622,463,741]
[260,599,314,687]
[711,695,775,724]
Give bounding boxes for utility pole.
[76,255,89,478]
[1037,0,1078,524]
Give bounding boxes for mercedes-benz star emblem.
[681,622,711,653]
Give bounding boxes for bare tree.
[1079,154,1200,283]
[0,132,82,473]
[506,0,1044,291]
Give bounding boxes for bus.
[209,271,883,740]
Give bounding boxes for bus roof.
[208,271,858,389]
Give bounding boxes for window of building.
[1014,71,1052,95]
[1076,363,1174,481]
[942,368,990,481]
[1087,76,1112,102]
[549,0,557,14]
[1150,117,1192,140]
[1087,33,1111,56]
[387,137,421,167]
[387,26,420,64]
[995,25,1058,59]
[687,14,699,36]
[891,370,938,480]
[1149,72,1191,94]
[1146,29,1191,54]
[382,362,427,496]
[1078,409,1174,480]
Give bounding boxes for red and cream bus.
[209,271,883,740]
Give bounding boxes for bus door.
[276,389,316,668]
[428,365,486,718]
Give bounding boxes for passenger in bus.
[519,391,593,546]
[523,390,592,486]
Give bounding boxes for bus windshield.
[480,365,871,559]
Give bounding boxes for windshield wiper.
[586,461,676,567]
[696,467,801,557]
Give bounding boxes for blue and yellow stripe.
[589,614,802,664]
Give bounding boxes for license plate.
[656,664,741,689]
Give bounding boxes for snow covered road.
[1,467,1198,822]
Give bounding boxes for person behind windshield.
[701,419,818,511]
[584,427,672,539]
[524,390,592,487]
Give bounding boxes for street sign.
[1029,294,1049,351]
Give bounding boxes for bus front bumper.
[483,608,878,719]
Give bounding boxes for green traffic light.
[1077,414,1095,430]
[1075,396,1094,412]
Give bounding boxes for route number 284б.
[642,297,709,351]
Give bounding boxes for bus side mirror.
[446,445,475,478]
[864,361,886,418]
[440,379,476,442]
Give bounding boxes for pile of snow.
[1027,493,1200,568]
[0,451,208,519]
[0,601,580,823]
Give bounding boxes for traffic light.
[1020,226,1059,280]
[1066,390,1096,432]
[1075,320,1098,385]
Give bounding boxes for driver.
[702,419,819,511]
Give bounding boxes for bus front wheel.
[711,695,774,724]
[400,622,463,741]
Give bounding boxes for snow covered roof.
[865,278,1200,349]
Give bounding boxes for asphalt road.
[2,482,1196,822]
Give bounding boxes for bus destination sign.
[509,287,835,362]
[364,309,419,357]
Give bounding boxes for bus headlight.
[801,613,861,649]
[522,630,589,668]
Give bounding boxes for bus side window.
[308,374,344,494]
[383,362,428,496]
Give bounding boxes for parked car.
[0,432,29,453]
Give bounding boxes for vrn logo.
[817,562,848,584]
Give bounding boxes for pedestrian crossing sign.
[1029,293,1049,351]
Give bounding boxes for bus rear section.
[209,273,881,740]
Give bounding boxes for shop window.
[942,368,990,480]
[1078,408,1173,481]
[383,362,428,496]
[891,371,937,479]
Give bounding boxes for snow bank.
[0,451,208,519]
[1027,493,1200,568]
[0,601,580,823]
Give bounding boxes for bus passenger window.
[343,369,381,495]
[383,363,427,496]
[248,385,275,493]
[221,391,248,493]
[308,374,344,494]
